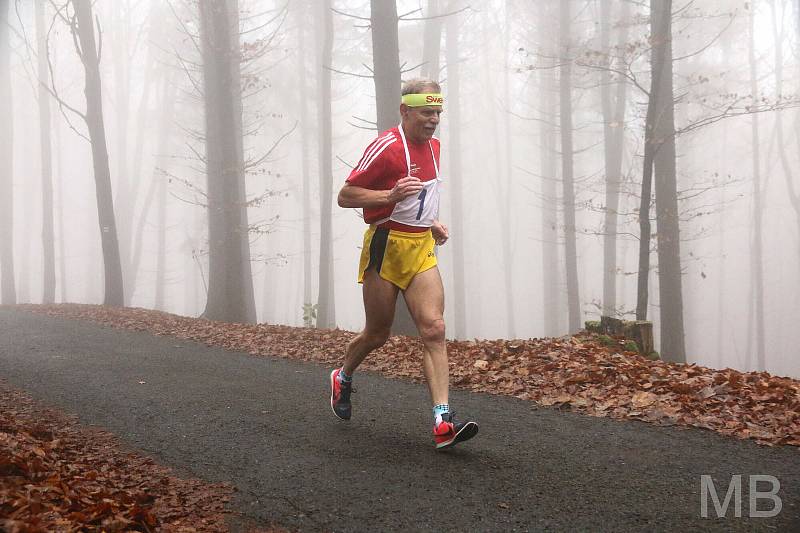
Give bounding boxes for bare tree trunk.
[370,0,401,131]
[770,0,800,256]
[17,207,31,302]
[154,166,167,311]
[600,0,629,318]
[55,108,66,302]
[716,28,734,366]
[316,0,336,328]
[500,4,516,337]
[125,4,160,301]
[636,87,656,321]
[73,0,125,306]
[294,0,313,312]
[651,0,686,362]
[478,12,515,338]
[0,0,15,304]
[232,5,256,323]
[35,0,56,303]
[186,207,204,316]
[559,0,581,333]
[199,0,256,323]
[129,68,176,304]
[261,264,276,323]
[110,0,133,304]
[537,3,560,337]
[421,0,442,81]
[151,69,173,312]
[446,6,467,339]
[746,7,764,368]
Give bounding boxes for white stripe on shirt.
[354,133,393,169]
[356,135,396,172]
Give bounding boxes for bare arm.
[337,183,392,208]
[337,176,423,208]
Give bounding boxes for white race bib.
[390,177,441,227]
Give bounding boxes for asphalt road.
[0,308,798,532]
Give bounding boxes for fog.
[1,0,799,378]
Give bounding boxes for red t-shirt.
[346,127,441,226]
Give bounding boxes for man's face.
[401,104,443,143]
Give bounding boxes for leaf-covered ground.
[17,303,800,448]
[0,380,235,532]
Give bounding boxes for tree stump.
[587,316,655,358]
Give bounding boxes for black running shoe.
[330,368,354,420]
[433,411,479,450]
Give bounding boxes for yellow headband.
[401,93,444,107]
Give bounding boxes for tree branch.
[331,7,370,21]
[246,120,298,169]
[399,5,472,21]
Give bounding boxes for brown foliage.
[0,382,233,532]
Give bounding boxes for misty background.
[1,0,798,378]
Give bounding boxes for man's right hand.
[387,176,423,203]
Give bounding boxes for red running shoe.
[433,412,478,450]
[330,368,354,420]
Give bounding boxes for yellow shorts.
[358,225,437,290]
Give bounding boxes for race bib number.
[390,178,441,227]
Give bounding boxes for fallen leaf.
[473,360,489,370]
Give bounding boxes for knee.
[362,329,390,350]
[418,317,445,344]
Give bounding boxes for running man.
[329,79,478,450]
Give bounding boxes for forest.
[1,0,799,378]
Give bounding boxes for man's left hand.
[432,220,449,246]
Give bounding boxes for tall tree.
[716,27,734,365]
[55,110,66,302]
[199,0,256,323]
[600,0,629,317]
[35,0,56,303]
[124,2,162,302]
[316,0,336,328]
[109,0,134,304]
[0,0,15,305]
[501,4,516,338]
[536,1,560,337]
[482,5,517,338]
[650,0,686,362]
[294,0,314,317]
[636,50,658,321]
[154,168,167,311]
[129,68,176,309]
[445,4,467,339]
[420,0,442,81]
[559,0,581,332]
[770,0,800,269]
[747,2,765,370]
[72,0,125,306]
[370,0,401,131]
[128,75,168,299]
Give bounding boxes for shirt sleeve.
[346,133,397,189]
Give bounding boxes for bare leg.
[403,266,448,406]
[342,268,398,375]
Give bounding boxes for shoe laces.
[339,380,355,400]
[441,410,456,423]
